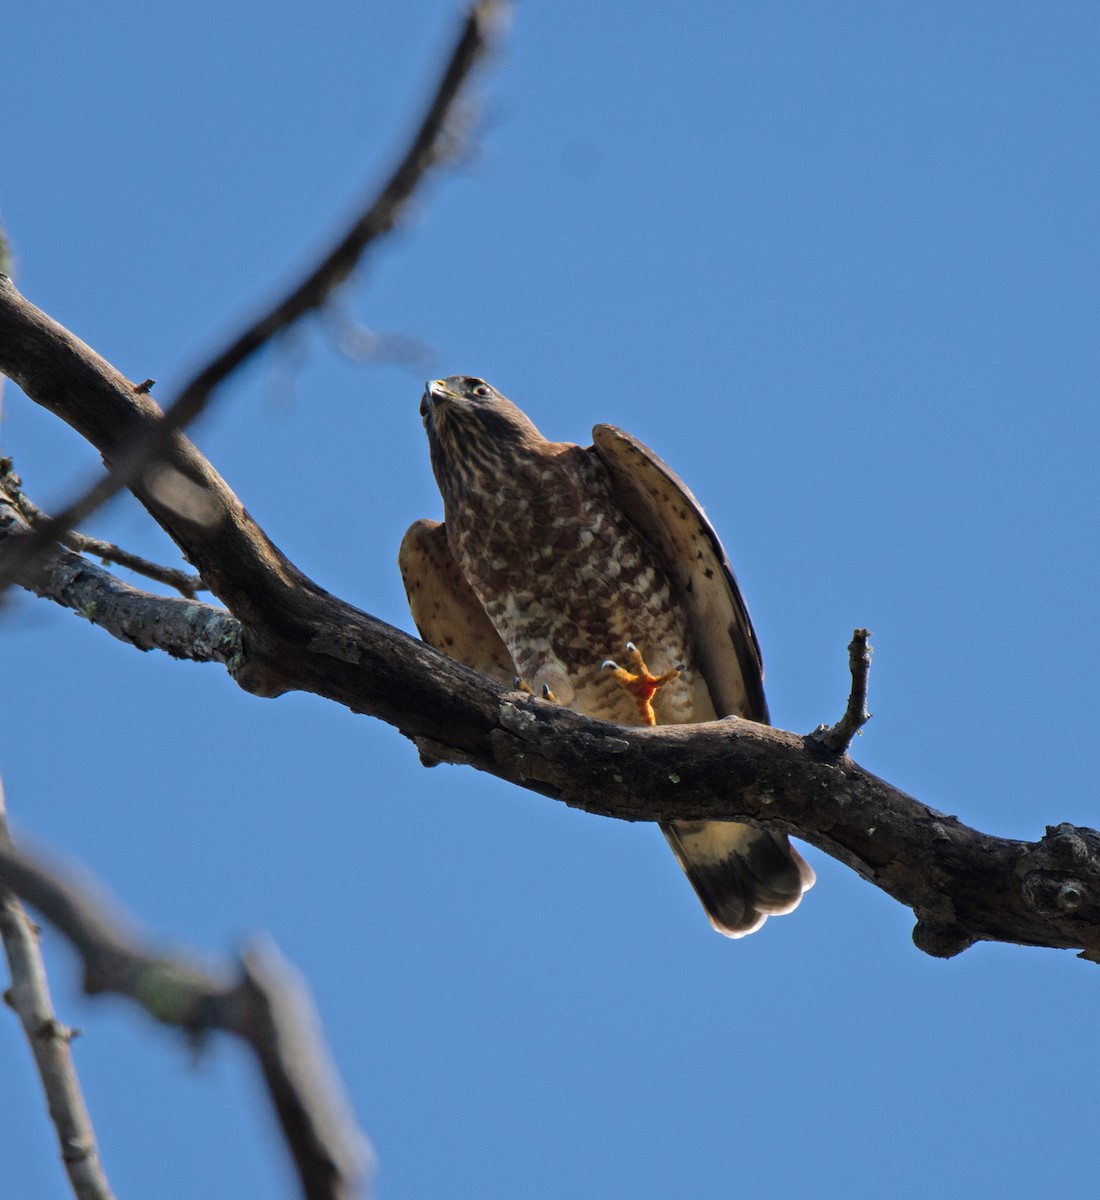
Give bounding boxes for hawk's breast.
[444,443,708,727]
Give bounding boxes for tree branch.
[57,529,204,598]
[3,281,1100,961]
[810,627,873,754]
[0,0,507,591]
[0,779,116,1200]
[2,459,205,597]
[0,833,373,1200]
[0,479,239,664]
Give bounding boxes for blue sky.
[3,3,1100,1197]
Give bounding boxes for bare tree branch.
[0,780,116,1200]
[0,833,373,1200]
[810,627,873,754]
[0,0,508,592]
[3,280,1100,960]
[57,529,204,598]
[2,461,204,597]
[0,480,239,663]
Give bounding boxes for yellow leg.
[601,642,680,726]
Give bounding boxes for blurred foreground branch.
[0,9,508,1193]
[0,832,372,1200]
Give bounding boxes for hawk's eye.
[471,384,490,398]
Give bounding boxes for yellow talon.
[601,642,680,726]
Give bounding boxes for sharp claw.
[601,641,680,726]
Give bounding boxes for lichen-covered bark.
[0,484,239,663]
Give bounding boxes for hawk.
[399,376,814,937]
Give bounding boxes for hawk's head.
[420,376,544,505]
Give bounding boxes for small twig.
[58,529,204,598]
[0,834,373,1200]
[2,464,204,598]
[811,628,873,754]
[0,776,116,1200]
[0,0,508,594]
[0,488,239,663]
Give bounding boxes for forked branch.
[2,277,1100,961]
[0,476,239,664]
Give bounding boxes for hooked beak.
[422,378,457,413]
[421,379,443,421]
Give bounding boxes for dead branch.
[2,278,1099,960]
[57,528,203,598]
[0,833,372,1200]
[0,479,239,664]
[810,627,873,753]
[2,460,204,597]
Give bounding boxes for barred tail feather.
[661,820,815,939]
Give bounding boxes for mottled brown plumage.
[400,376,814,936]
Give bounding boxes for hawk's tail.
[660,820,815,938]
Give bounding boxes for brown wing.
[591,424,814,937]
[398,518,516,684]
[590,424,768,723]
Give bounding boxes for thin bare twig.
[0,487,239,663]
[0,0,507,593]
[58,529,203,598]
[0,777,116,1200]
[0,834,373,1200]
[810,628,873,754]
[2,462,204,597]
